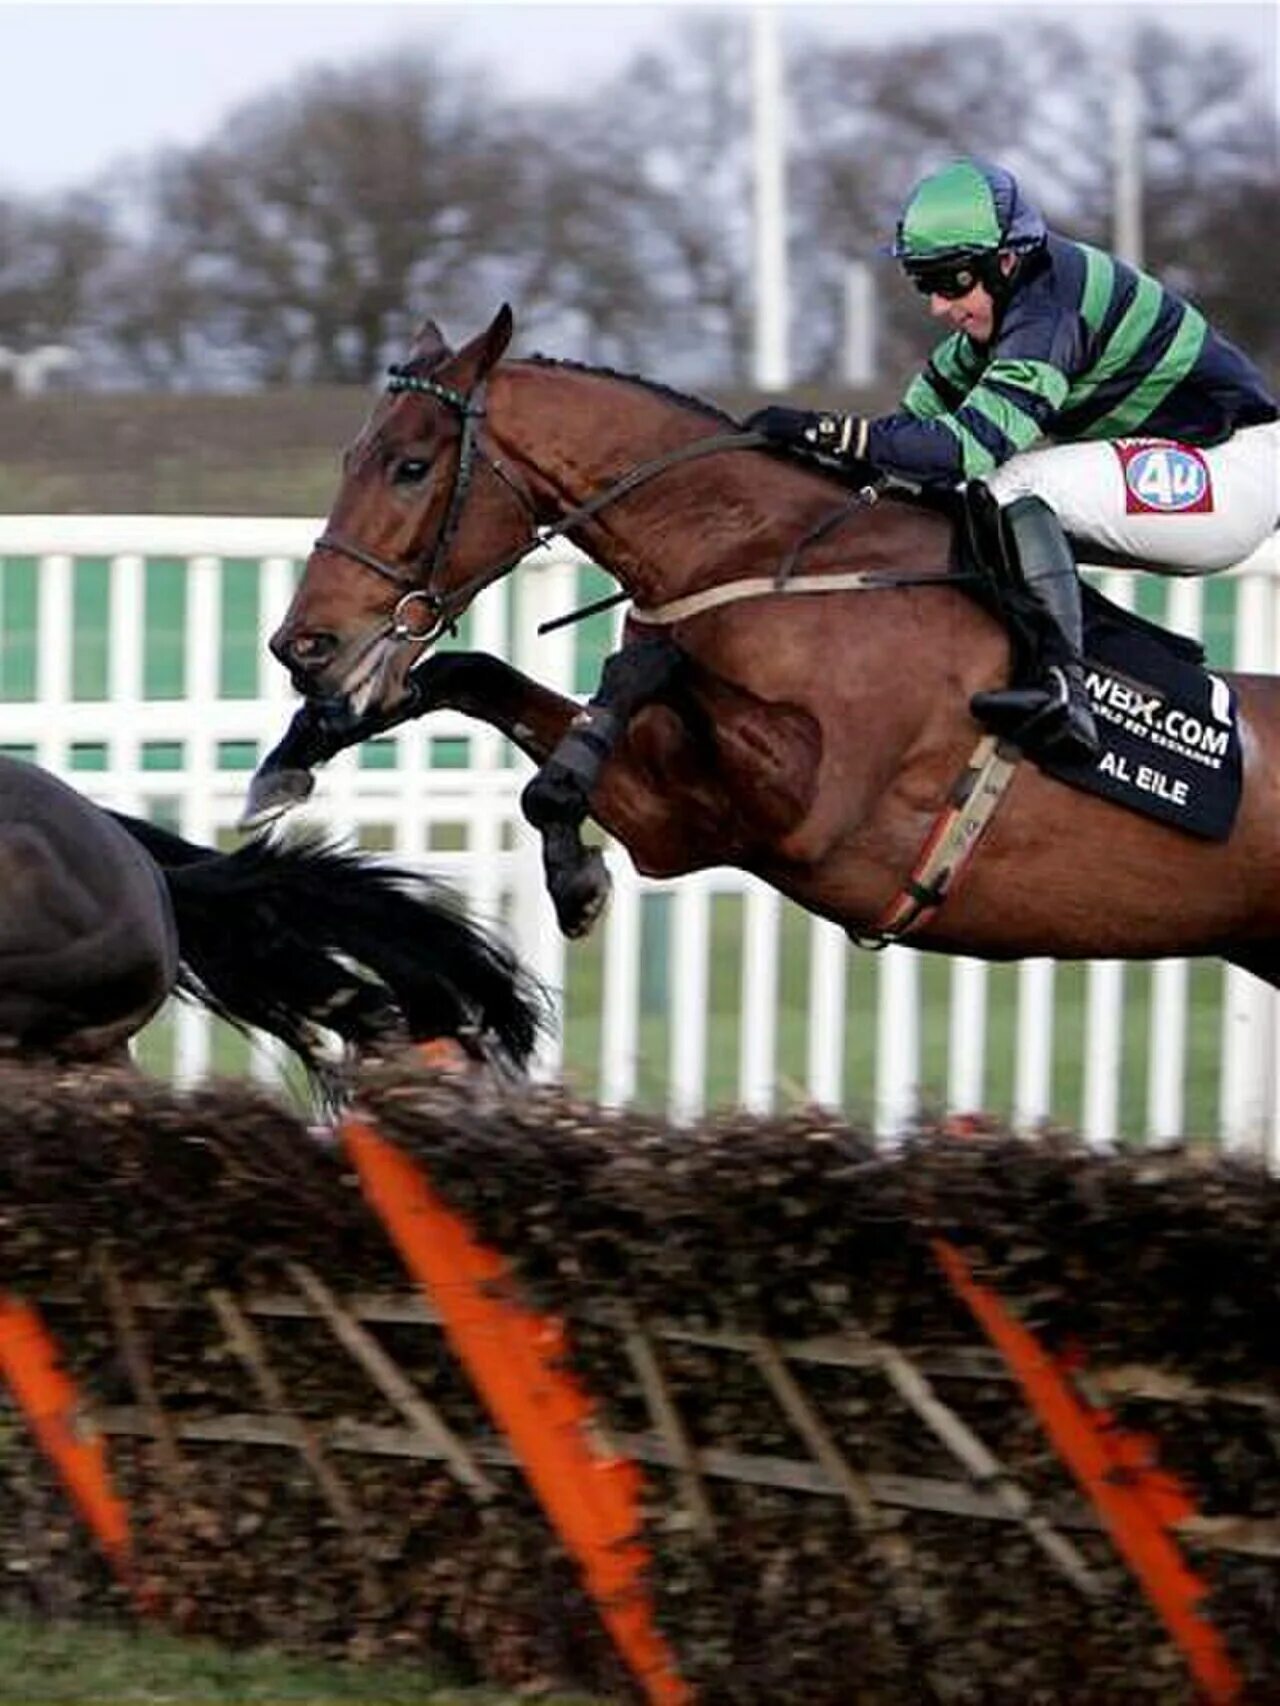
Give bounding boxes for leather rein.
[313,363,975,647]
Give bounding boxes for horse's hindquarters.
[0,774,178,1060]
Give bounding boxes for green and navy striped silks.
[870,234,1275,486]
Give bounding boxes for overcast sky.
[0,0,1274,197]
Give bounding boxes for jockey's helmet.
[890,159,1047,297]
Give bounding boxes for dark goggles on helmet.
[904,258,987,299]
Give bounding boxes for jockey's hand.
[745,406,867,460]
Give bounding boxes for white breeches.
[985,420,1279,575]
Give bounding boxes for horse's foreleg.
[248,649,696,938]
[244,695,418,826]
[412,650,581,755]
[519,635,686,936]
[244,652,554,826]
[412,645,707,938]
[520,634,684,821]
[386,650,619,934]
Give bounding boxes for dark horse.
[0,753,543,1080]
[258,306,1280,990]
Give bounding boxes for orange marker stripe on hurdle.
[933,1239,1242,1705]
[0,1294,133,1587]
[344,1116,691,1705]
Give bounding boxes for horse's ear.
[449,304,515,389]
[408,318,452,366]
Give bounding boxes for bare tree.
[530,15,755,380]
[11,16,1274,393]
[1133,23,1278,359]
[0,191,111,359]
[485,96,671,368]
[112,52,525,384]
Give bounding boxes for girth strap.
[852,735,1021,948]
[628,566,962,627]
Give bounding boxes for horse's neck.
[499,364,950,601]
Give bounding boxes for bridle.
[314,363,825,648]
[313,360,968,650]
[314,366,519,646]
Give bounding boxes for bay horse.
[0,753,544,1081]
[258,305,1280,990]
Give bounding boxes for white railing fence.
[0,515,1278,1161]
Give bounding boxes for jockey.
[747,157,1279,764]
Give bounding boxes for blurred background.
[0,1,1276,1147]
[0,3,1274,411]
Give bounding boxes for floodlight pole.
[751,6,789,390]
[1111,49,1144,267]
[843,261,877,388]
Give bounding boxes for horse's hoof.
[553,849,612,939]
[240,766,316,830]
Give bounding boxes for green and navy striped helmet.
[890,159,1047,271]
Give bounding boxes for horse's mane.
[525,354,739,430]
[519,354,961,542]
[522,353,958,534]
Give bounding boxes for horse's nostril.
[299,632,339,665]
[272,628,339,672]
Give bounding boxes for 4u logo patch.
[1115,439,1215,515]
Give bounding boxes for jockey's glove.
[745,406,869,462]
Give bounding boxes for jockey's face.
[919,252,1016,345]
[927,279,997,342]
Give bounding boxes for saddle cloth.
[1039,586,1242,841]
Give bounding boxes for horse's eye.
[392,457,430,486]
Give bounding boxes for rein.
[316,363,773,644]
[315,363,975,646]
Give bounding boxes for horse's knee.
[412,649,510,710]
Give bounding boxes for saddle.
[952,484,1243,841]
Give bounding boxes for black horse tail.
[108,813,549,1080]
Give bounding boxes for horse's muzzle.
[269,623,340,694]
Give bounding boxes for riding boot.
[969,495,1100,764]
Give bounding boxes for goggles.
[905,260,984,300]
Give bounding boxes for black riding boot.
[970,495,1100,763]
